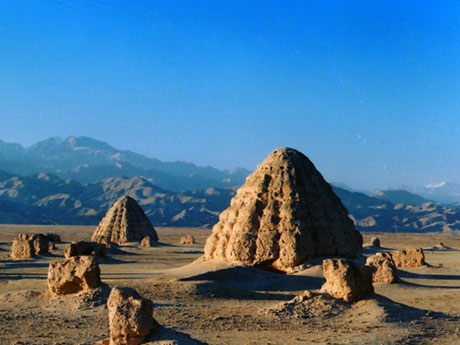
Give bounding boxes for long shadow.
[101,272,154,280]
[97,256,135,265]
[362,246,394,253]
[149,325,208,345]
[398,280,460,289]
[398,270,460,281]
[180,266,324,301]
[173,250,204,255]
[106,246,142,256]
[0,261,50,270]
[396,270,460,289]
[373,294,455,322]
[153,242,175,247]
[0,272,47,280]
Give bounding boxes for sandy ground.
[0,225,460,345]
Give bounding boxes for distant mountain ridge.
[1,136,460,231]
[0,136,250,191]
[410,182,460,204]
[370,189,431,206]
[332,186,460,233]
[0,169,459,232]
[0,171,235,227]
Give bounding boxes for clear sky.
[0,1,459,190]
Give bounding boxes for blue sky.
[0,1,459,190]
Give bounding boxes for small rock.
[140,236,153,248]
[321,259,373,302]
[370,237,380,248]
[48,255,101,295]
[108,287,156,345]
[365,252,398,283]
[64,241,106,258]
[45,233,61,243]
[180,235,195,245]
[390,248,425,268]
[10,239,35,259]
[11,234,49,259]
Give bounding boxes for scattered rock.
[48,255,102,295]
[10,239,35,259]
[91,196,159,245]
[65,241,107,258]
[107,287,156,345]
[432,242,451,250]
[17,233,49,255]
[262,290,349,319]
[390,248,425,268]
[10,233,49,259]
[48,242,57,251]
[204,147,362,271]
[45,233,61,243]
[180,235,195,245]
[366,252,398,284]
[321,259,374,302]
[140,236,153,248]
[370,237,381,248]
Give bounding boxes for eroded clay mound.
[108,287,156,345]
[204,147,362,271]
[91,196,159,245]
[48,255,101,295]
[11,233,49,260]
[321,259,374,303]
[390,248,425,268]
[366,252,398,284]
[262,290,349,319]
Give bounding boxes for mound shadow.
[83,324,208,345]
[0,260,50,270]
[372,294,453,323]
[397,270,460,288]
[173,250,204,255]
[97,256,135,265]
[180,265,324,300]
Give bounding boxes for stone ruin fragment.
[65,241,107,258]
[321,259,374,302]
[108,287,156,345]
[48,255,102,295]
[366,252,398,284]
[10,233,49,260]
[390,248,425,268]
[180,235,195,245]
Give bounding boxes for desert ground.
[1,225,460,345]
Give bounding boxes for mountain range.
[0,168,459,232]
[1,136,460,232]
[0,172,234,227]
[0,136,250,191]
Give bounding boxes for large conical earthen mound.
[91,196,158,245]
[204,147,362,271]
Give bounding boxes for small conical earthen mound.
[204,147,362,271]
[91,196,159,245]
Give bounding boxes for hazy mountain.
[0,170,458,232]
[333,186,460,233]
[0,171,235,227]
[409,182,460,204]
[370,190,431,206]
[0,136,251,191]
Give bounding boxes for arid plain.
[0,225,459,345]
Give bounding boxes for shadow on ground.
[397,270,460,289]
[180,265,324,300]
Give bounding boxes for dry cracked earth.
[0,225,460,345]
